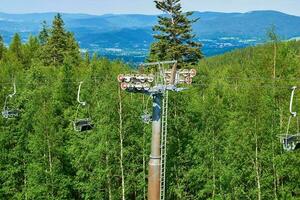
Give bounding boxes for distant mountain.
[193,11,300,37]
[0,10,300,63]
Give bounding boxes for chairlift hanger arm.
[3,81,16,110]
[3,96,9,111]
[7,81,17,98]
[290,86,297,117]
[2,81,20,119]
[77,81,86,106]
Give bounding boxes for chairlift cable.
[1,76,300,86]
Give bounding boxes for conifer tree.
[65,32,81,66]
[9,33,23,61]
[23,36,40,69]
[44,14,68,66]
[149,0,203,65]
[38,21,49,46]
[42,14,81,67]
[84,52,90,66]
[59,55,76,107]
[0,35,5,60]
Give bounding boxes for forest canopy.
[0,14,299,199]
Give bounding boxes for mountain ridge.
[0,10,300,62]
[0,10,298,17]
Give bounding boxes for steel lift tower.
[117,61,196,200]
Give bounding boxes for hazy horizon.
[0,10,299,17]
[0,0,299,16]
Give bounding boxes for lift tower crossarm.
[140,60,177,67]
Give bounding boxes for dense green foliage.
[0,14,300,200]
[149,0,202,65]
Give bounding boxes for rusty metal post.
[148,94,162,200]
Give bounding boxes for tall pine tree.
[43,14,68,66]
[9,33,23,61]
[65,32,81,66]
[23,36,40,69]
[0,35,5,60]
[41,14,81,67]
[38,21,49,46]
[149,0,203,65]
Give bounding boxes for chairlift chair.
[281,134,300,151]
[73,118,94,132]
[141,96,152,124]
[141,112,152,124]
[2,81,19,119]
[73,82,94,132]
[280,86,300,151]
[2,109,19,119]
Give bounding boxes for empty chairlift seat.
[281,134,300,151]
[73,118,94,132]
[2,109,19,119]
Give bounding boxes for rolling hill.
[0,10,300,62]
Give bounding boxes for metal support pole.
[117,61,196,200]
[148,94,162,200]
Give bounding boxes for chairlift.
[2,81,19,119]
[141,96,152,124]
[141,111,152,124]
[279,86,300,151]
[73,82,94,132]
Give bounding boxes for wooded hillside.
[0,15,299,199]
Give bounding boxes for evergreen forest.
[0,8,300,200]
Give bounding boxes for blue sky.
[0,0,299,16]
